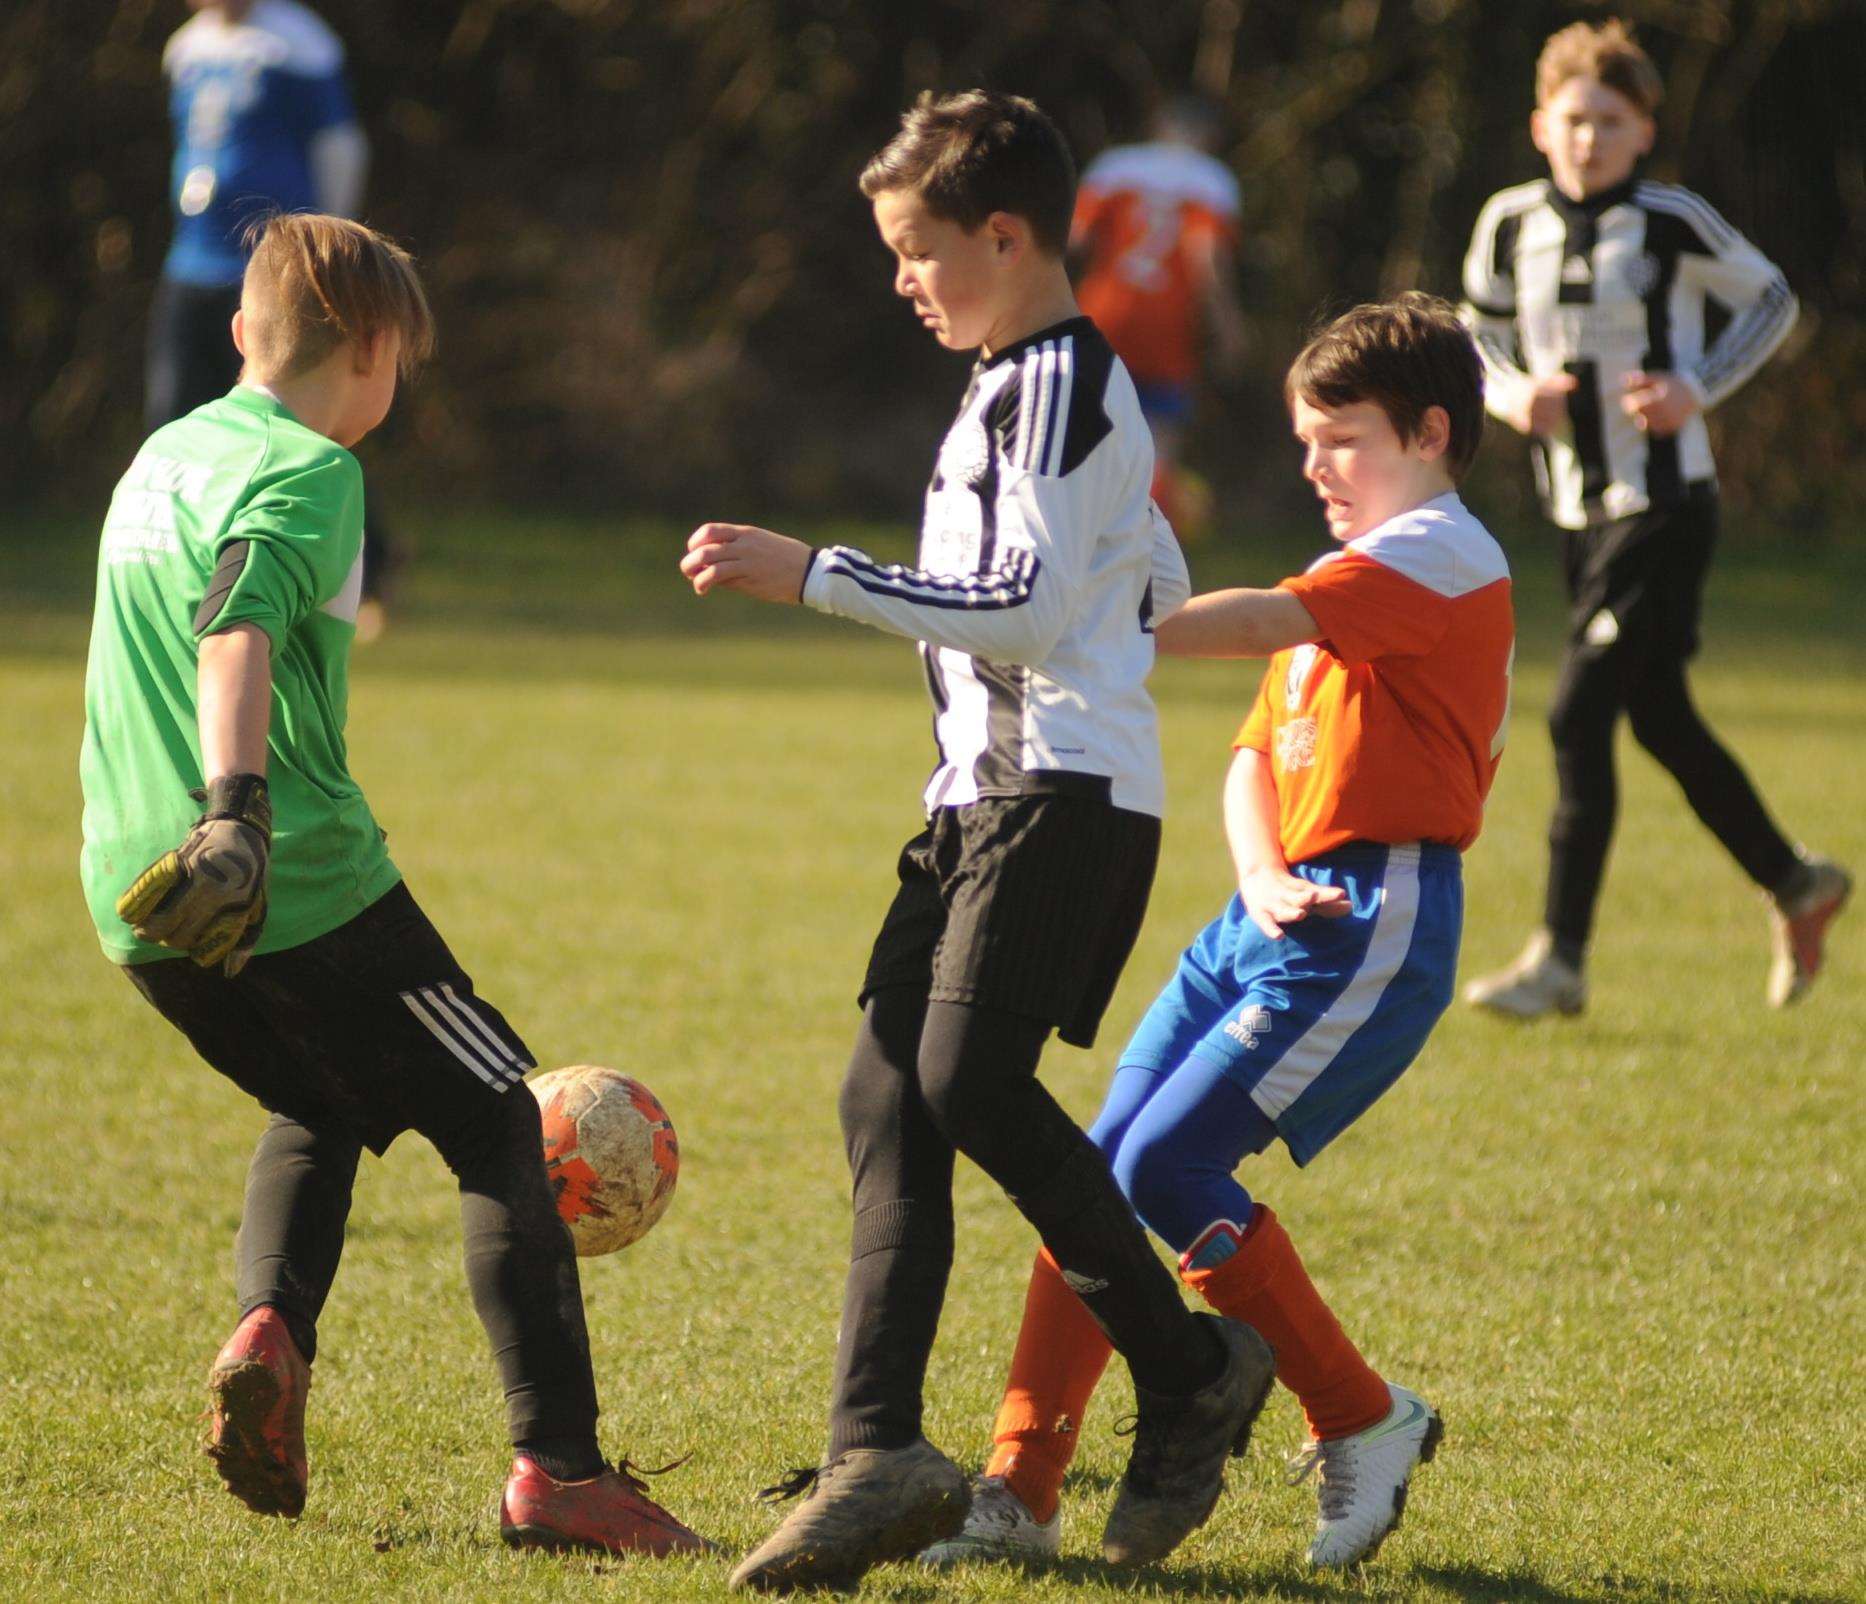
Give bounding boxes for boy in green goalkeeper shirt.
[80,213,705,1558]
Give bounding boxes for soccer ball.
[528,1065,680,1256]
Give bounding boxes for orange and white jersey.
[1073,142,1240,386]
[1235,493,1514,864]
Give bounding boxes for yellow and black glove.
[116,773,272,977]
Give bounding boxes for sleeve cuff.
[1678,368,1711,410]
[799,547,830,611]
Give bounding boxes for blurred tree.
[2,0,1860,532]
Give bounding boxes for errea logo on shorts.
[1224,1006,1272,1049]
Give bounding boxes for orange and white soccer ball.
[528,1065,679,1256]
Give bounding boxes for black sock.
[268,1304,319,1365]
[1008,1141,1224,1398]
[517,1434,606,1483]
[1551,933,1587,972]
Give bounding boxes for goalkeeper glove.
[116,773,272,977]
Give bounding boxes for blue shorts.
[1119,842,1462,1167]
[1130,378,1193,426]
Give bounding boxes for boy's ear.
[986,210,1027,258]
[230,308,247,358]
[1529,106,1551,157]
[1417,404,1452,462]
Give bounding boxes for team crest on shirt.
[1276,716,1319,771]
[1618,250,1662,299]
[938,418,992,490]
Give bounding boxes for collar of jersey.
[977,315,1099,371]
[1544,174,1638,224]
[224,383,297,424]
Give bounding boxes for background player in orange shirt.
[1073,97,1248,538]
[923,293,1512,1573]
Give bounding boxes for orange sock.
[1180,1206,1391,1441]
[982,1248,1115,1524]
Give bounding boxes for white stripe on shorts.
[436,982,533,1072]
[400,986,524,1090]
[1248,844,1422,1122]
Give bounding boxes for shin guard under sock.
[1180,1206,1390,1440]
[984,1248,1116,1523]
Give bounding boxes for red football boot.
[500,1455,712,1557]
[204,1306,310,1517]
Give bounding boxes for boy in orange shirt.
[1073,97,1248,535]
[925,292,1512,1571]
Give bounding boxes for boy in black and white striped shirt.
[683,90,1273,1594]
[1460,17,1849,1017]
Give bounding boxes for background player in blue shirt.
[147,2,401,631]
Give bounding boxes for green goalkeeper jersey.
[80,385,401,964]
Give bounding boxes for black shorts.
[125,881,534,1155]
[860,794,1161,1049]
[1560,483,1718,664]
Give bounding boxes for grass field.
[1,507,1861,1603]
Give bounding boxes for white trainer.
[1767,856,1852,1007]
[918,1474,1060,1568]
[1462,930,1585,1018]
[1288,1383,1442,1568]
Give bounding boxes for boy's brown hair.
[1286,292,1485,480]
[1536,17,1663,115]
[239,213,436,382]
[858,90,1076,255]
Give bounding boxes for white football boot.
[1462,930,1585,1018]
[1766,856,1852,1007]
[1287,1383,1441,1569]
[919,1474,1060,1568]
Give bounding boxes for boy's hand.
[1508,373,1578,436]
[1239,865,1352,941]
[116,774,271,976]
[681,523,812,604]
[1620,370,1701,437]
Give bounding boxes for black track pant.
[827,987,1218,1458]
[1544,490,1798,951]
[128,886,598,1449]
[232,1096,597,1447]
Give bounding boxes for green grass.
[1,508,1862,1602]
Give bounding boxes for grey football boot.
[1462,929,1586,1018]
[728,1438,969,1593]
[1101,1313,1277,1567]
[1767,855,1852,1006]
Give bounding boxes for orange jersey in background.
[1073,142,1241,387]
[1235,493,1515,865]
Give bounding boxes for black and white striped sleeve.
[800,534,1071,662]
[799,338,1115,662]
[1660,189,1798,408]
[1460,188,1534,422]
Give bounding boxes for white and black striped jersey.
[1462,177,1797,529]
[801,315,1190,818]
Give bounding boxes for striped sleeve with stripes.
[1460,183,1540,425]
[800,331,1115,663]
[1641,185,1800,409]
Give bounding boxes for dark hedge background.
[5,0,1863,531]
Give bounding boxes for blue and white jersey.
[802,317,1190,818]
[162,0,358,285]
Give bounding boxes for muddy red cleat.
[205,1306,310,1517]
[500,1456,713,1557]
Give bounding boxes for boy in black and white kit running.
[1460,17,1849,1018]
[682,90,1274,1594]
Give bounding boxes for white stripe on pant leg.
[435,982,532,1075]
[1249,845,1422,1121]
[400,990,506,1088]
